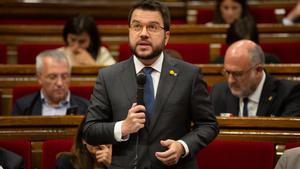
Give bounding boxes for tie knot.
[143,67,153,75]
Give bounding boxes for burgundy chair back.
[12,86,93,105]
[197,140,275,169]
[17,44,63,64]
[41,139,73,169]
[261,42,300,63]
[0,140,31,169]
[0,43,7,64]
[285,142,300,150]
[118,43,210,64]
[196,8,214,24]
[250,7,277,23]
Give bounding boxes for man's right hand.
[121,103,146,137]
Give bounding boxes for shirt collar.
[247,71,266,103]
[41,89,70,107]
[133,52,164,74]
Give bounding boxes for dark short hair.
[226,17,259,44]
[213,0,251,24]
[62,14,101,60]
[128,0,171,31]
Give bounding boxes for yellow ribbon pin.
[268,96,273,101]
[169,70,177,76]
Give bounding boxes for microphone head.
[136,72,146,86]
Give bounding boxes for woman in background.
[56,116,112,169]
[58,14,116,66]
[212,0,253,24]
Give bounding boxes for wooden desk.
[1,24,300,63]
[0,116,300,169]
[1,64,300,114]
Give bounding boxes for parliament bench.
[0,116,300,169]
[1,24,300,63]
[0,64,300,114]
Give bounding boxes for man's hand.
[121,103,146,137]
[155,139,185,166]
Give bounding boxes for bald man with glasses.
[210,40,300,117]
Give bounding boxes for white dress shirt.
[41,90,71,116]
[239,71,266,117]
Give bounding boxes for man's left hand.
[155,139,185,166]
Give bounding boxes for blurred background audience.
[58,14,116,66]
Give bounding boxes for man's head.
[128,0,170,65]
[223,40,265,98]
[36,50,71,105]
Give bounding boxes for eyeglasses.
[222,64,258,79]
[130,22,165,33]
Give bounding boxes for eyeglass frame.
[129,21,165,33]
[221,64,259,79]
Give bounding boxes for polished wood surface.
[0,64,299,114]
[1,24,300,63]
[0,116,299,169]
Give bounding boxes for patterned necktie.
[243,97,249,117]
[143,67,154,121]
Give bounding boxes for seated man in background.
[0,147,25,169]
[12,49,89,116]
[210,40,300,117]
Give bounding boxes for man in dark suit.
[0,147,25,169]
[12,49,89,116]
[83,0,219,169]
[211,40,300,117]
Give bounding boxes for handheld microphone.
[136,72,146,105]
[133,72,146,169]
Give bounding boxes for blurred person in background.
[58,14,116,66]
[210,0,254,25]
[12,49,89,116]
[210,40,300,117]
[282,1,300,25]
[0,147,25,169]
[56,116,112,169]
[212,17,280,64]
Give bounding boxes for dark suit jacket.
[12,91,90,115]
[83,55,219,169]
[0,147,25,169]
[210,72,300,116]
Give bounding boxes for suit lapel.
[257,74,277,116]
[226,92,240,116]
[149,56,179,134]
[120,58,137,104]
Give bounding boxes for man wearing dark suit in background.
[0,147,25,169]
[83,0,218,169]
[12,49,89,116]
[211,40,300,117]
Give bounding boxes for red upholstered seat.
[118,43,210,64]
[196,9,214,24]
[285,142,300,150]
[197,140,275,169]
[12,86,93,105]
[17,44,63,64]
[0,43,7,64]
[250,7,277,23]
[261,42,300,63]
[0,140,31,169]
[41,139,73,169]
